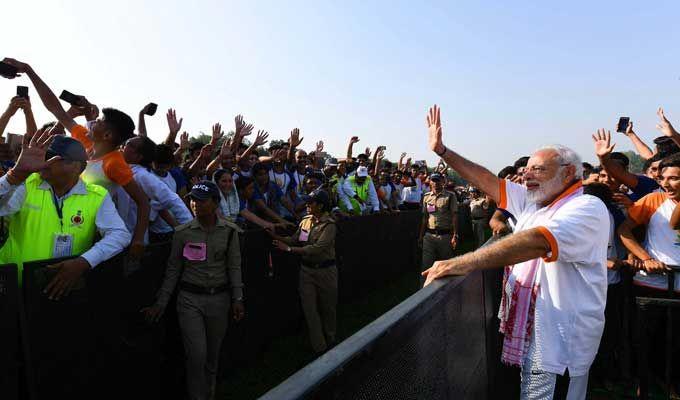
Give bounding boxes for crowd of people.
[0,58,480,400]
[4,56,680,400]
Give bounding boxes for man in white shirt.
[422,105,609,400]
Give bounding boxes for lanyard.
[51,190,65,231]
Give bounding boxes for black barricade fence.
[22,254,124,400]
[0,264,18,400]
[3,211,429,399]
[260,236,503,400]
[260,269,500,400]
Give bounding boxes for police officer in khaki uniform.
[270,190,337,354]
[142,181,244,400]
[419,173,459,281]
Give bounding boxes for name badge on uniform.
[299,229,310,242]
[426,203,436,213]
[52,233,74,258]
[183,243,207,261]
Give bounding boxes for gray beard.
[525,173,565,205]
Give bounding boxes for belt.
[426,228,452,235]
[472,217,486,221]
[301,259,336,270]
[179,281,229,295]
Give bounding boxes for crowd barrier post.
[0,264,19,400]
[635,266,680,400]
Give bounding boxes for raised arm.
[231,115,253,154]
[593,129,640,189]
[313,141,324,170]
[239,130,269,162]
[22,96,37,135]
[373,146,385,176]
[0,97,25,139]
[138,103,156,137]
[2,58,77,132]
[187,144,214,177]
[164,108,183,146]
[287,128,303,162]
[656,107,680,153]
[622,121,653,159]
[347,136,359,160]
[426,105,500,202]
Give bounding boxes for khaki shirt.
[292,213,336,266]
[156,217,243,308]
[423,190,459,230]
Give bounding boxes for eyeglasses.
[525,164,571,175]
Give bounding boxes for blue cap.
[46,135,88,162]
[187,180,221,201]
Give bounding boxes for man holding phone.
[2,57,150,260]
[0,95,36,145]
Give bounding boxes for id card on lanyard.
[51,190,74,258]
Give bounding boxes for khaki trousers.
[421,233,455,281]
[299,265,338,353]
[177,290,230,400]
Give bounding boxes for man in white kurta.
[422,105,609,400]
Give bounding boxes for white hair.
[534,144,583,179]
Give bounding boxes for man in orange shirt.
[3,58,150,258]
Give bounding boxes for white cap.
[356,166,369,177]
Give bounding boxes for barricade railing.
[636,267,680,400]
[1,210,430,400]
[260,235,503,400]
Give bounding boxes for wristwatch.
[286,246,292,252]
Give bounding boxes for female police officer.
[270,190,338,354]
[142,181,244,400]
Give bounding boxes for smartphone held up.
[616,117,630,133]
[59,90,86,107]
[17,86,28,99]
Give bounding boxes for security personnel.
[342,165,379,215]
[142,181,245,400]
[0,130,131,296]
[270,190,337,354]
[419,173,459,279]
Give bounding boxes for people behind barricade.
[0,129,131,296]
[15,55,680,399]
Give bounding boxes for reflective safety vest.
[341,175,372,215]
[0,173,106,282]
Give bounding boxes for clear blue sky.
[3,0,680,172]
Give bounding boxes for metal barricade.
[0,264,18,400]
[259,236,502,400]
[636,267,680,400]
